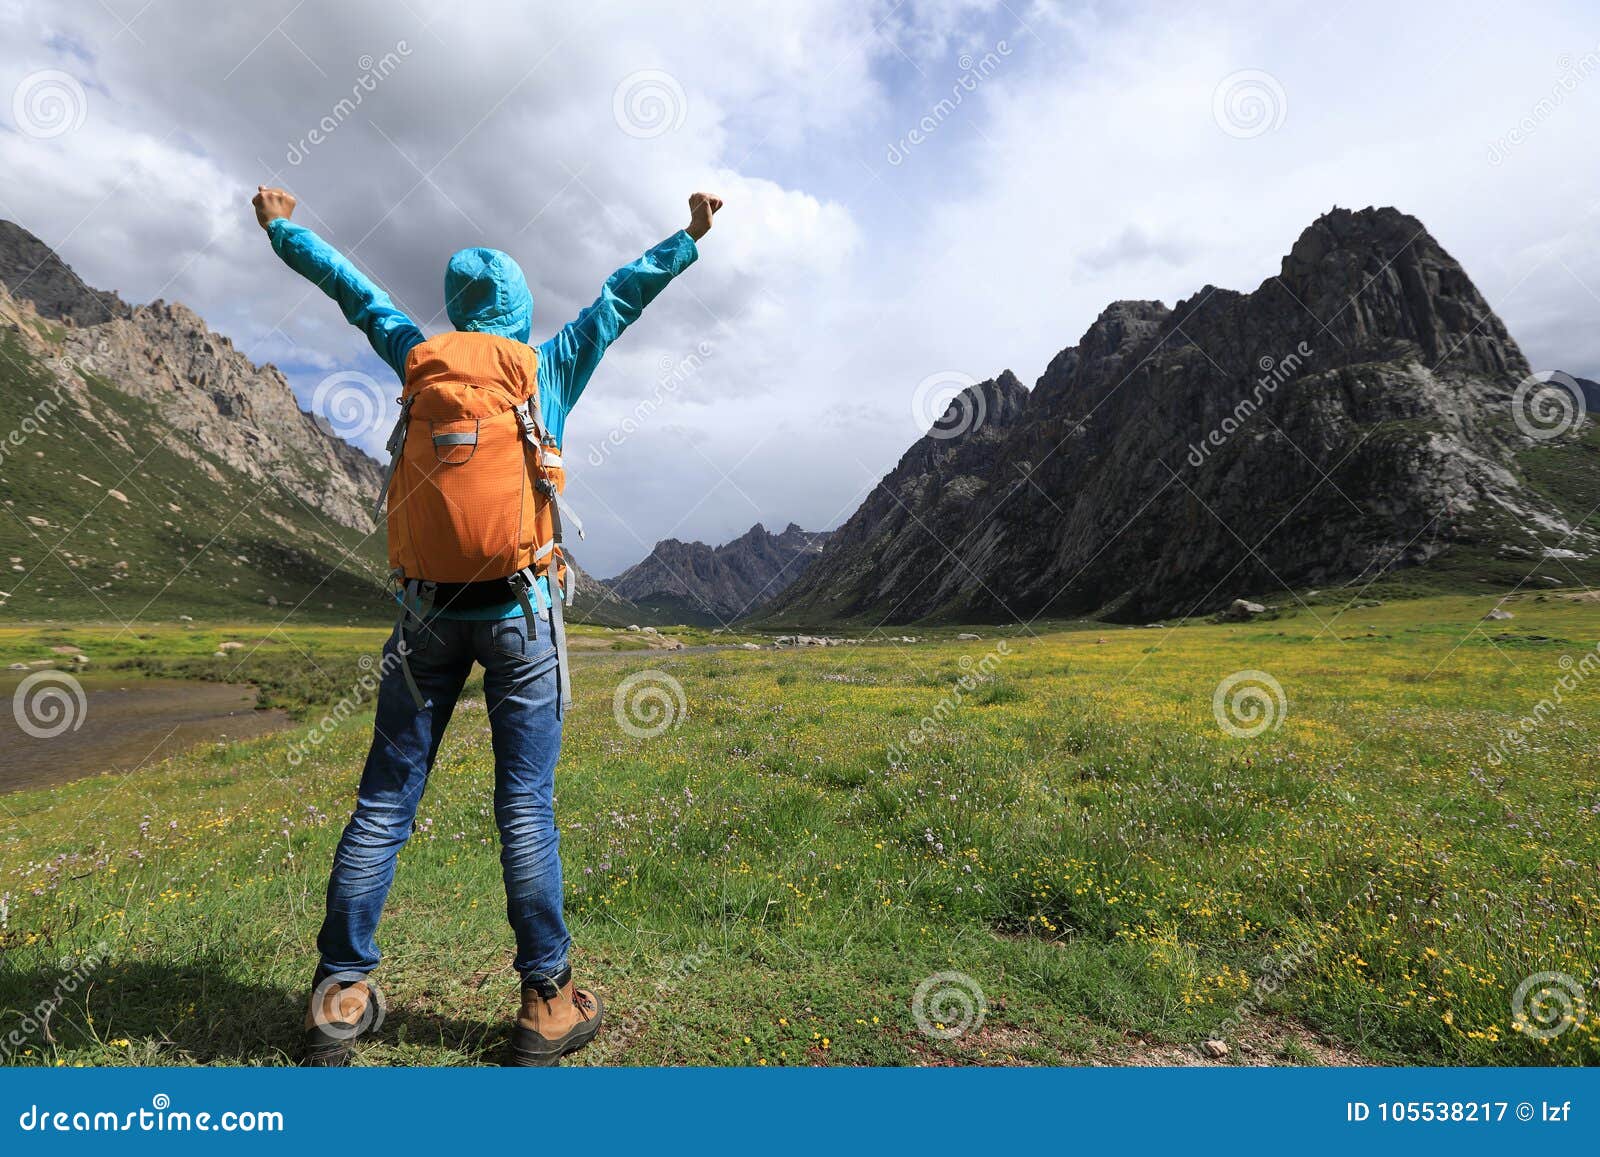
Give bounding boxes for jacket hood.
[444,247,532,342]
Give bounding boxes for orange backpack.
[373,330,582,709]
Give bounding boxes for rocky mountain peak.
[0,219,130,326]
[1275,205,1521,373]
[774,521,823,548]
[605,521,833,624]
[929,371,1029,440]
[989,368,1028,403]
[1281,205,1433,277]
[1032,300,1171,411]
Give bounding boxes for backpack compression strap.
[373,397,414,522]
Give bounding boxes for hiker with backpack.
[252,183,722,1065]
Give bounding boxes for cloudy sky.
[3,0,1598,575]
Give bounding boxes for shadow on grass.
[0,959,508,1066]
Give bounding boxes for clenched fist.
[686,192,723,241]
[253,185,297,231]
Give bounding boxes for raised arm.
[537,192,722,431]
[252,186,424,381]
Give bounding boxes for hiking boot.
[301,969,380,1066]
[508,968,603,1066]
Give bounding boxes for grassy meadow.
[0,591,1596,1066]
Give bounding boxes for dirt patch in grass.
[904,1013,1373,1068]
[1097,1015,1377,1067]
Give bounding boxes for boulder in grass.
[1221,599,1267,621]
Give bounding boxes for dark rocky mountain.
[764,206,1597,626]
[0,220,130,327]
[606,522,831,625]
[1569,375,1600,413]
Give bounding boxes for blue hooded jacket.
[267,218,699,614]
[444,246,535,342]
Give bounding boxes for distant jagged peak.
[139,297,216,332]
[0,218,129,327]
[605,519,834,622]
[618,520,831,569]
[991,367,1028,395]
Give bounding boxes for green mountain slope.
[0,329,390,623]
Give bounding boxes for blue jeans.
[316,611,569,989]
